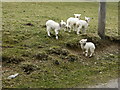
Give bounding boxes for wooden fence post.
[98,1,106,39]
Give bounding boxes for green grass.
[2,2,118,88]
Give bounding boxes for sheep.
[66,14,81,32]
[74,14,81,19]
[60,20,67,31]
[76,16,90,34]
[79,39,95,57]
[46,20,66,39]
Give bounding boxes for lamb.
[74,14,81,19]
[66,14,81,32]
[60,20,67,31]
[46,20,66,39]
[76,17,90,34]
[79,39,95,57]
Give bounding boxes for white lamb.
[46,20,66,39]
[76,17,90,34]
[79,39,95,57]
[66,14,81,32]
[74,14,81,19]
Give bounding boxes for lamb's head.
[79,39,87,44]
[85,17,90,23]
[74,14,81,19]
[60,20,67,28]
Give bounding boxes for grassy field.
[2,2,119,88]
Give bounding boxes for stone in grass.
[20,63,39,74]
[34,52,48,61]
[66,54,78,62]
[7,73,19,79]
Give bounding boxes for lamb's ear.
[84,39,87,42]
[85,16,87,20]
[74,14,77,16]
[79,14,81,16]
[61,20,63,22]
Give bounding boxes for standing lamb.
[79,39,95,57]
[46,20,66,39]
[74,14,81,19]
[66,14,81,32]
[76,17,90,34]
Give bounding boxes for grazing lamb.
[66,14,81,32]
[76,17,90,34]
[79,39,95,57]
[46,20,66,39]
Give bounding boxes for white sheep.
[66,14,81,32]
[46,20,66,39]
[79,39,95,57]
[60,20,67,31]
[76,17,90,34]
[74,14,81,19]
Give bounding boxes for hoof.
[89,55,93,58]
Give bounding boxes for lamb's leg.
[77,25,82,34]
[47,27,51,37]
[68,26,71,32]
[83,25,88,34]
[85,49,88,57]
[55,29,58,39]
[74,24,77,31]
[89,48,95,57]
[82,28,86,34]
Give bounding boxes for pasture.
[2,2,119,88]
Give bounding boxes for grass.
[2,2,119,88]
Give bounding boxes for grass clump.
[66,54,79,62]
[65,38,80,49]
[2,55,24,64]
[33,52,49,61]
[47,46,69,56]
[20,63,39,74]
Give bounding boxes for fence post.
[98,1,106,39]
